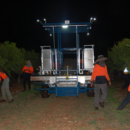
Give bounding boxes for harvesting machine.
[31,18,96,97]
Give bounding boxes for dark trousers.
[23,77,31,90]
[94,83,108,107]
[117,92,130,110]
[122,74,130,89]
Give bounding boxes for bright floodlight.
[94,18,96,21]
[43,18,46,21]
[124,67,128,73]
[37,19,39,22]
[62,25,68,28]
[87,33,89,35]
[90,17,96,22]
[50,34,52,36]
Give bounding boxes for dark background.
[0,0,130,58]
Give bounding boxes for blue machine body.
[32,20,94,97]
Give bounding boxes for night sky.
[0,0,130,58]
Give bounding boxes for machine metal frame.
[31,20,95,97]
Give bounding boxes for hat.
[94,55,107,64]
[27,60,31,65]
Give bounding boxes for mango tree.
[0,41,25,83]
[107,38,130,72]
[21,48,40,70]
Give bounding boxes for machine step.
[56,87,78,97]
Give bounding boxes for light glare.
[94,18,96,21]
[62,25,68,28]
[124,67,128,72]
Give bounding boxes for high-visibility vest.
[0,72,8,81]
[80,59,82,63]
[22,65,34,75]
[128,85,130,92]
[91,64,110,82]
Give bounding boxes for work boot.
[99,102,104,108]
[0,99,7,102]
[8,99,14,103]
[117,106,124,110]
[95,107,98,110]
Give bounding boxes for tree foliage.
[107,38,130,72]
[21,49,40,69]
[0,41,25,76]
[0,41,40,78]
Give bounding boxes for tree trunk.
[18,74,20,84]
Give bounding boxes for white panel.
[84,48,94,69]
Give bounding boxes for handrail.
[84,45,94,48]
[40,46,51,49]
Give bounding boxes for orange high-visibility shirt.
[91,64,110,82]
[22,65,34,75]
[128,85,130,92]
[0,72,8,81]
[80,59,82,63]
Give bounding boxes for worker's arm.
[22,66,26,72]
[30,66,34,75]
[91,65,96,87]
[0,77,1,82]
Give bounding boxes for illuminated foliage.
[0,41,40,77]
[0,41,25,76]
[21,49,40,69]
[107,38,130,72]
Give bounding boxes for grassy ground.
[0,78,130,130]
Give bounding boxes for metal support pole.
[58,27,59,50]
[82,49,83,69]
[76,26,79,74]
[60,30,62,67]
[40,46,43,75]
[78,34,80,48]
[67,66,69,76]
[53,26,55,49]
[57,27,59,70]
[55,49,57,72]
[60,30,61,51]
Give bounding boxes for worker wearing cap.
[0,69,14,103]
[22,60,34,91]
[117,67,130,110]
[91,55,111,110]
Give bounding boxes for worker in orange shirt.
[0,69,14,102]
[22,60,34,91]
[91,55,111,110]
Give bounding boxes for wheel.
[41,90,49,98]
